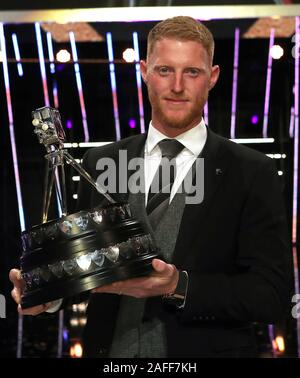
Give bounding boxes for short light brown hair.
[147,16,215,63]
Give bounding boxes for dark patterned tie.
[146,139,184,229]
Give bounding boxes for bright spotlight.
[56,49,71,63]
[275,336,285,353]
[70,342,83,358]
[270,45,284,60]
[122,48,137,63]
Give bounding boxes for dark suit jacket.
[75,128,291,358]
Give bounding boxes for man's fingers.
[91,276,150,294]
[91,281,121,294]
[91,285,111,294]
[10,269,26,306]
[9,269,25,290]
[152,259,174,275]
[12,290,51,315]
[9,269,21,285]
[91,262,177,297]
[92,281,129,294]
[10,268,55,316]
[11,288,22,304]
[18,304,47,316]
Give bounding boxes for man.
[10,16,291,358]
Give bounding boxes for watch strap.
[162,270,189,309]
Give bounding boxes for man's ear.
[209,65,220,91]
[140,60,148,84]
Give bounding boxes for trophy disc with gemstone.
[20,107,160,309]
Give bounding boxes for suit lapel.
[172,128,231,266]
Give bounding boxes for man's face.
[141,38,219,136]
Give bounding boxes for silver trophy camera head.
[32,107,66,149]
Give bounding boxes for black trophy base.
[21,253,158,309]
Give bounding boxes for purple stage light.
[63,329,68,341]
[129,118,136,129]
[46,32,59,108]
[263,28,275,138]
[230,28,240,139]
[57,64,65,72]
[132,32,145,134]
[292,16,300,358]
[251,115,259,125]
[66,119,73,129]
[106,32,121,141]
[35,22,50,107]
[69,31,90,143]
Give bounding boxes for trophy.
[20,106,160,309]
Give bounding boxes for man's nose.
[172,73,184,93]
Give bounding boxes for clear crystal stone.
[48,261,64,277]
[119,242,133,260]
[63,259,78,275]
[91,250,105,267]
[104,245,119,263]
[130,237,144,255]
[73,215,89,231]
[76,254,92,271]
[91,211,103,224]
[59,220,73,235]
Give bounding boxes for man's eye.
[186,69,200,77]
[158,67,170,75]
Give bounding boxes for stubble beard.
[150,93,206,131]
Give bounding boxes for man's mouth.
[164,98,189,103]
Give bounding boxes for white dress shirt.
[144,119,207,205]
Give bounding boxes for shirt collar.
[145,119,207,157]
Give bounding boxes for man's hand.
[92,259,179,298]
[9,269,53,315]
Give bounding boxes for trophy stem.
[42,151,68,223]
[54,162,68,217]
[42,161,56,223]
[64,151,116,204]
[42,160,50,223]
